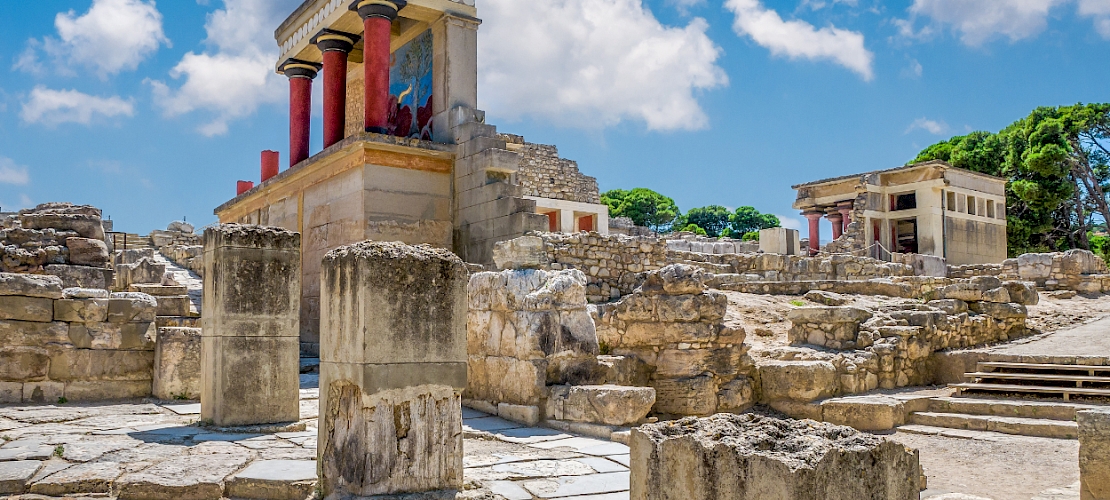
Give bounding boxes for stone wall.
[502,134,601,204]
[948,249,1110,293]
[608,217,654,237]
[592,265,755,417]
[0,273,161,403]
[664,234,759,255]
[1078,408,1110,500]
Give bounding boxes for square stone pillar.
[318,241,467,498]
[1079,408,1110,500]
[432,13,480,143]
[201,224,301,427]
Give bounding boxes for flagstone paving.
[0,375,632,499]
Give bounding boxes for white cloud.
[725,0,874,81]
[906,117,948,135]
[901,58,923,78]
[0,158,31,186]
[1079,0,1110,37]
[775,214,804,231]
[148,0,301,136]
[905,0,1066,46]
[478,0,728,131]
[17,0,168,78]
[20,86,135,126]
[800,0,858,11]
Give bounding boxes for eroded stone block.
[153,327,200,400]
[630,414,920,500]
[0,273,63,299]
[1079,408,1110,500]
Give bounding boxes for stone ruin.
[2,203,113,289]
[631,413,921,500]
[1079,408,1110,500]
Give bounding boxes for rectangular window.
[892,192,917,211]
[958,194,967,213]
[947,192,957,212]
[986,200,995,218]
[967,196,977,215]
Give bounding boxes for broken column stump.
[1079,408,1110,500]
[630,414,920,500]
[319,241,468,498]
[201,224,301,426]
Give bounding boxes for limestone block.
[926,299,968,315]
[129,284,188,296]
[1079,408,1110,500]
[1003,281,1040,306]
[787,306,872,324]
[498,403,541,427]
[0,382,21,403]
[820,396,905,431]
[116,258,166,288]
[152,296,191,317]
[107,293,158,323]
[22,381,64,403]
[651,375,718,417]
[547,384,655,426]
[63,287,109,299]
[47,348,153,381]
[804,290,849,306]
[0,320,70,347]
[0,460,42,495]
[0,296,54,322]
[167,220,195,234]
[716,377,755,412]
[981,287,1011,303]
[45,264,110,289]
[638,264,705,296]
[968,302,1028,320]
[758,360,838,402]
[318,241,467,498]
[65,237,109,266]
[0,273,63,299]
[936,283,984,302]
[0,347,50,381]
[53,298,109,323]
[597,355,652,386]
[153,327,200,400]
[67,322,155,350]
[493,236,548,270]
[1018,253,1054,280]
[225,460,316,500]
[20,213,104,240]
[630,414,920,500]
[200,335,300,425]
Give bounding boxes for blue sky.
[0,0,1107,235]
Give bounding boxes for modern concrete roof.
[791,160,1007,190]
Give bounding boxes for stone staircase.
[902,396,1092,439]
[112,233,155,250]
[951,360,1110,401]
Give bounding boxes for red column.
[280,60,320,168]
[828,213,844,240]
[261,150,280,182]
[313,30,360,148]
[804,211,823,256]
[838,203,853,233]
[351,0,407,134]
[237,181,254,196]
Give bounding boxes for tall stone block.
[201,224,301,426]
[1079,408,1110,500]
[319,241,467,498]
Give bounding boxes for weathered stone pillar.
[318,241,467,497]
[351,0,407,134]
[201,224,301,427]
[312,30,360,149]
[803,211,823,256]
[280,59,320,167]
[1079,408,1110,500]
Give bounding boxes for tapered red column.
[312,30,360,148]
[827,212,844,240]
[837,202,854,233]
[280,59,320,167]
[351,0,407,134]
[804,211,823,256]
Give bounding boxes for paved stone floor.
[982,314,1110,358]
[0,373,633,499]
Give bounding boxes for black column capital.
[311,29,362,54]
[279,59,322,79]
[349,0,407,21]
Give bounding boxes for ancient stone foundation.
[1079,408,1110,500]
[319,241,467,498]
[201,224,301,426]
[630,414,920,500]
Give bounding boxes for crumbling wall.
[503,134,601,204]
[949,249,1110,294]
[0,273,160,403]
[664,234,759,255]
[2,203,114,289]
[592,265,755,417]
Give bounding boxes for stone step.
[927,396,1099,421]
[907,411,1078,439]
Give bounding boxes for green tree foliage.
[730,206,781,235]
[913,103,1110,256]
[682,205,732,237]
[679,224,708,236]
[741,231,760,241]
[601,188,681,233]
